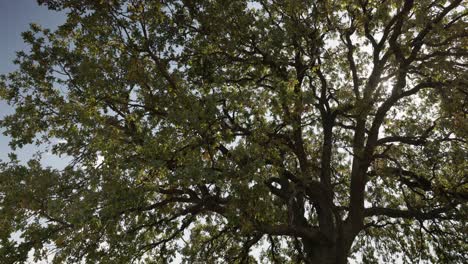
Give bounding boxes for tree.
[0,0,467,263]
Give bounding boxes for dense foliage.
[0,0,467,263]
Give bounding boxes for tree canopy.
[0,0,467,263]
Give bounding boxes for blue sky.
[0,0,66,167]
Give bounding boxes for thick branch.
[364,206,458,220]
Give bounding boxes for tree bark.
[301,226,355,264]
[303,239,351,264]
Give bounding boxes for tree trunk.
[302,232,354,264]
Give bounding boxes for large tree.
[0,0,467,263]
